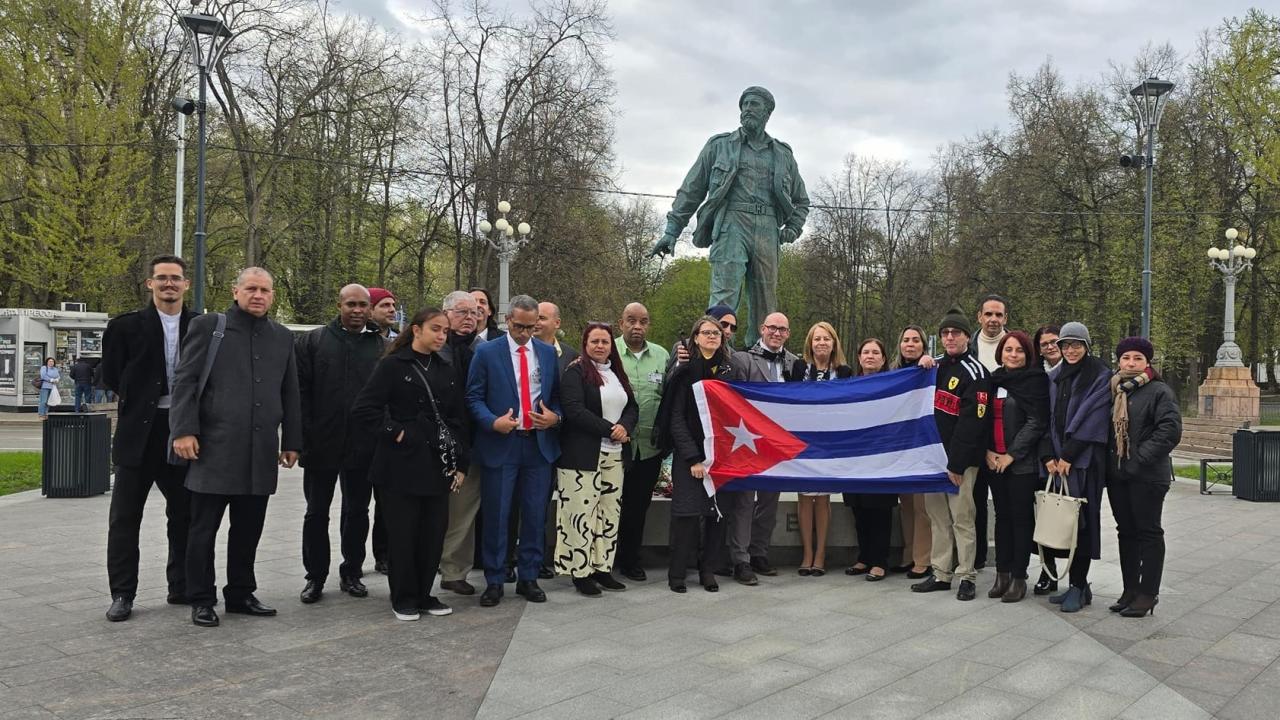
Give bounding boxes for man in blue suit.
[466,294,562,606]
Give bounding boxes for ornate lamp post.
[178,4,234,312]
[476,200,532,328]
[1199,227,1261,420]
[1129,76,1174,338]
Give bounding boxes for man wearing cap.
[912,306,989,602]
[649,86,809,348]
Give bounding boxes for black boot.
[988,572,1011,599]
[1033,568,1057,596]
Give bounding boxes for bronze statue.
[650,86,809,346]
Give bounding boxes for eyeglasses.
[1038,341,1058,349]
[151,275,187,284]
[508,321,537,332]
[447,308,483,318]
[939,329,965,337]
[719,320,737,332]
[763,324,790,335]
[697,329,723,338]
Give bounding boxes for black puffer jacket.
[295,319,386,469]
[1109,379,1182,486]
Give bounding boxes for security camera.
[1119,154,1147,169]
[171,97,196,115]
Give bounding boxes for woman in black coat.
[843,338,899,582]
[789,321,853,577]
[351,308,468,621]
[554,323,639,597]
[982,331,1049,603]
[656,315,742,593]
[1107,337,1182,618]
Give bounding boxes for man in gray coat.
[171,267,302,627]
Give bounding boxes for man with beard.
[649,86,809,348]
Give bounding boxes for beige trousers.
[923,466,978,583]
[899,493,933,569]
[438,464,483,582]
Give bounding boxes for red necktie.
[518,345,533,430]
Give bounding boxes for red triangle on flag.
[698,380,808,488]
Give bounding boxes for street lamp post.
[178,9,233,312]
[1206,228,1257,368]
[476,200,532,329]
[1129,76,1174,339]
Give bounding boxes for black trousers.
[185,492,269,607]
[1108,480,1168,596]
[371,493,388,563]
[301,463,374,582]
[973,470,989,567]
[615,454,663,571]
[990,470,1037,579]
[106,409,191,600]
[668,515,724,583]
[852,506,892,569]
[379,486,449,611]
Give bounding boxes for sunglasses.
[720,320,737,332]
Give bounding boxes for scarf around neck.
[1110,366,1155,459]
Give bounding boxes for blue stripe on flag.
[728,366,936,405]
[717,474,956,494]
[791,416,941,459]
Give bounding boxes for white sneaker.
[423,598,453,617]
[393,608,420,621]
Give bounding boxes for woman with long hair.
[351,308,468,621]
[788,322,853,576]
[1041,322,1112,613]
[656,315,741,593]
[982,331,1049,603]
[38,357,60,418]
[554,323,639,597]
[1107,337,1182,618]
[892,326,934,578]
[843,338,899,582]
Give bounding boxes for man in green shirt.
[613,302,670,581]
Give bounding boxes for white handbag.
[1034,472,1086,582]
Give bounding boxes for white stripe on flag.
[692,382,719,499]
[755,443,949,480]
[745,385,935,433]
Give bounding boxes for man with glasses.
[912,307,989,602]
[466,295,562,607]
[295,284,384,604]
[724,311,800,584]
[439,290,486,595]
[100,255,198,622]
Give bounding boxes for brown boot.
[988,572,1011,598]
[1001,578,1027,603]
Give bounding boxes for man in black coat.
[69,355,95,411]
[295,284,385,604]
[100,255,199,622]
[171,267,302,628]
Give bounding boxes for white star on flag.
[726,419,762,454]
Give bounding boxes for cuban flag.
[691,367,954,495]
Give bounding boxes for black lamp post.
[1129,76,1174,339]
[178,8,232,312]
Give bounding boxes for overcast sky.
[338,0,1259,200]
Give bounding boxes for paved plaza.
[4,470,1280,719]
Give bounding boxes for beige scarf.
[1110,368,1151,459]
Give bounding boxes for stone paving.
[4,469,1280,718]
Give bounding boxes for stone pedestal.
[1198,365,1261,421]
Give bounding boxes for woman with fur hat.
[1039,321,1112,613]
[1106,337,1182,617]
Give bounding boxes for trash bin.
[1232,426,1280,502]
[41,412,111,498]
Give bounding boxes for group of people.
[99,256,1182,628]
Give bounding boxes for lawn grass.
[1174,463,1232,485]
[0,452,42,496]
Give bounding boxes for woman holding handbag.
[554,322,639,597]
[352,308,468,621]
[1107,337,1182,617]
[1039,322,1111,613]
[982,331,1049,603]
[38,357,60,418]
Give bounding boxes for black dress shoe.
[593,572,626,592]
[106,596,132,622]
[374,559,389,575]
[573,577,602,597]
[299,580,323,604]
[669,581,687,593]
[479,584,503,607]
[1033,570,1058,596]
[166,591,187,605]
[538,565,555,580]
[957,580,976,601]
[504,566,518,584]
[750,556,777,577]
[224,595,277,616]
[619,566,646,582]
[441,579,475,596]
[515,580,547,603]
[339,576,368,598]
[192,605,219,627]
[911,576,952,593]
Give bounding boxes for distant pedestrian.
[70,356,94,411]
[37,357,59,418]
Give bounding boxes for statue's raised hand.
[648,234,677,258]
